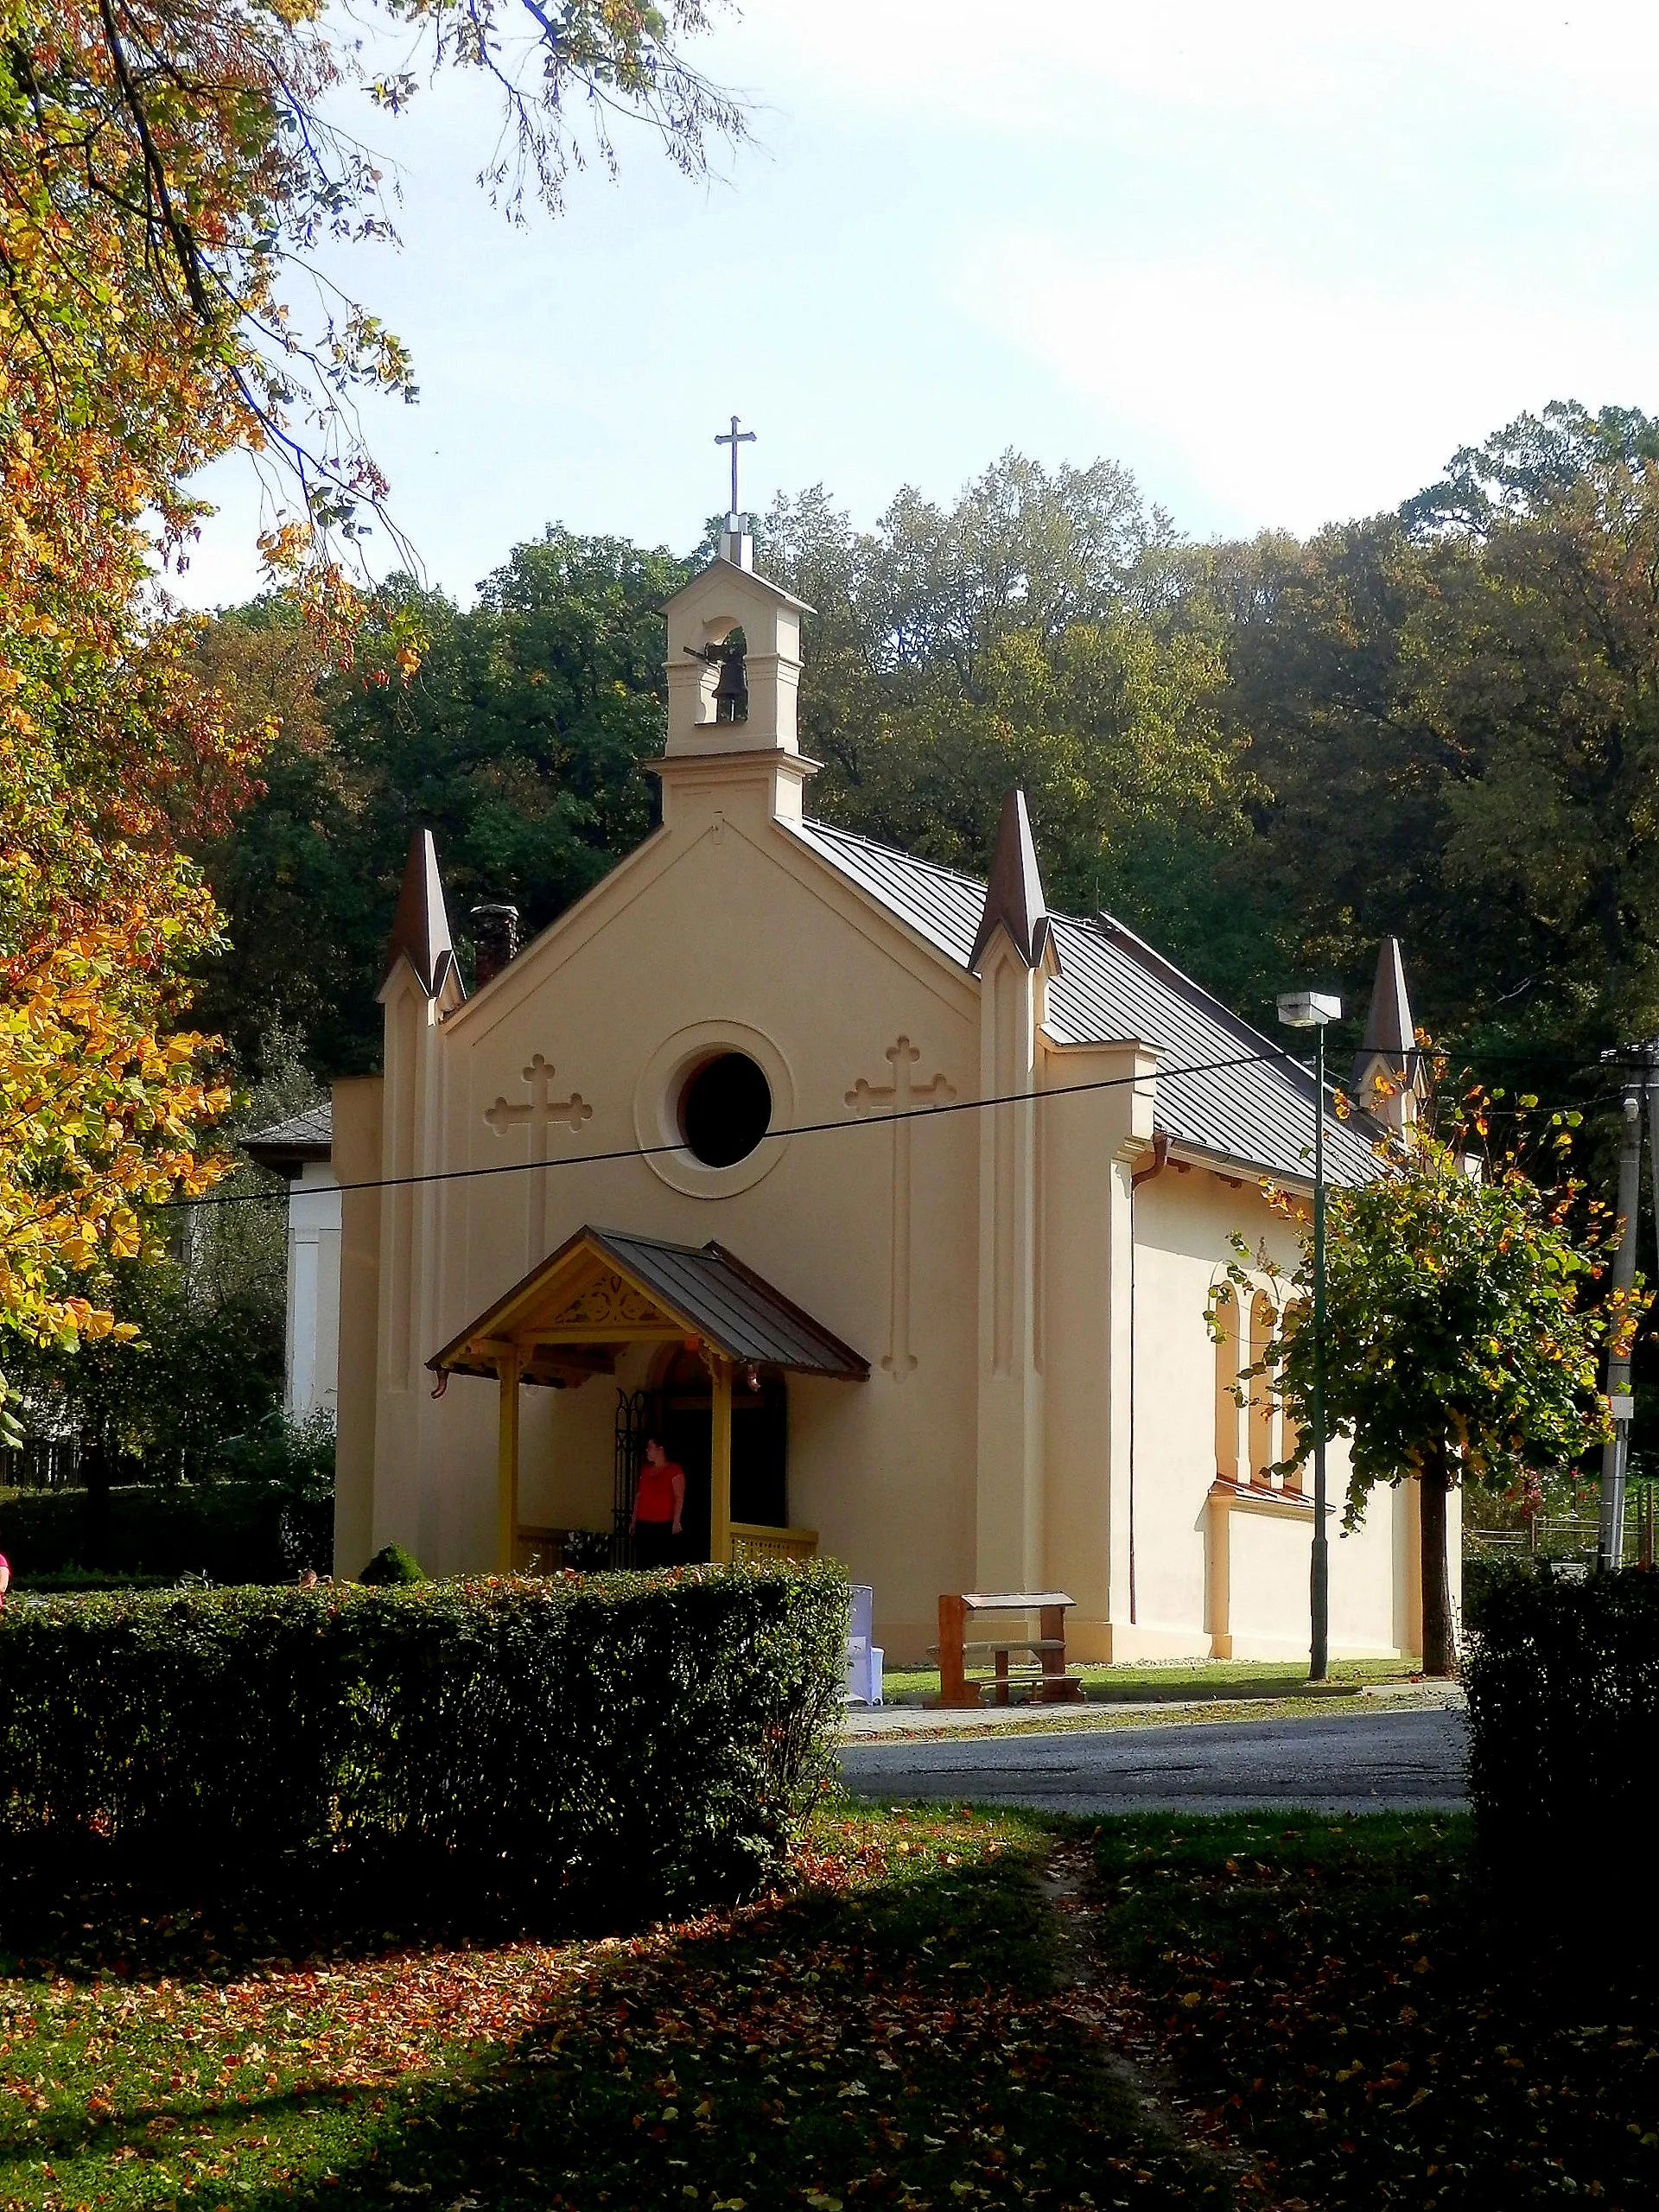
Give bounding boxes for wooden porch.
[428,1225,868,1571]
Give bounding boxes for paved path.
[839,1706,1467,1816]
[839,1680,1459,1738]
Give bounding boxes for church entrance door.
[653,1348,786,1562]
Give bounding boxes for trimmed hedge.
[1465,1563,1659,1859]
[0,1481,305,1584]
[0,1562,847,1911]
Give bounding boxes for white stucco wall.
[360,765,982,1651]
[1121,1160,1413,1660]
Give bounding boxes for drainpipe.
[1127,1133,1172,1624]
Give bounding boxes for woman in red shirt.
[630,1439,685,1570]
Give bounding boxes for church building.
[331,519,1452,1662]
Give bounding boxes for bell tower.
[661,558,811,761]
[653,423,817,826]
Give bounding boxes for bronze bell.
[713,638,748,723]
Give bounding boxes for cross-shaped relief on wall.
[485,1053,593,1262]
[846,1037,956,1380]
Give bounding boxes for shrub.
[563,1528,616,1572]
[1464,1564,1659,1862]
[1459,1548,1535,1637]
[0,1562,848,1912]
[359,1542,425,1586]
[0,1481,292,1585]
[222,1408,336,1575]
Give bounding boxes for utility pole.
[1278,988,1342,1678]
[1598,1073,1645,1573]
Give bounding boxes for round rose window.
[678,1052,772,1168]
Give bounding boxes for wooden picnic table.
[931,1591,1084,1708]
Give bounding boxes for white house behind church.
[242,1103,340,1426]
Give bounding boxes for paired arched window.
[1216,1278,1292,1488]
[1279,1300,1308,1493]
[1249,1289,1277,1486]
[1213,1284,1241,1484]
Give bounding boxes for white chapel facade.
[331,527,1449,1662]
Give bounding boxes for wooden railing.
[513,1524,568,1573]
[512,1522,821,1572]
[729,1522,818,1567]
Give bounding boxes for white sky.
[174,0,1659,607]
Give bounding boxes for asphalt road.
[838,1706,1468,1817]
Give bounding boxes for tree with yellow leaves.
[0,1,741,1373]
[1217,1089,1638,1677]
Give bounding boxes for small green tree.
[1221,1099,1635,1676]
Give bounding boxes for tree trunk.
[1418,1446,1456,1677]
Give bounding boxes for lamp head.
[1277,990,1342,1029]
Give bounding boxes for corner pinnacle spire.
[383,828,457,1000]
[969,789,1058,975]
[1352,935,1422,1131]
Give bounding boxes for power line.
[175,1049,1287,1210]
[171,1050,1623,1212]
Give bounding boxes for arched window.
[1213,1283,1240,1484]
[1249,1289,1277,1487]
[1280,1300,1308,1493]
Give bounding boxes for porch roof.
[429,1224,869,1385]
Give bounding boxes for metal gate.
[613,1387,649,1568]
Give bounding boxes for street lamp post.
[1277,989,1342,1682]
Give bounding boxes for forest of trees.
[8,6,1648,1527]
[194,399,1659,1152]
[18,396,1659,1481]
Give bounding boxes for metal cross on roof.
[715,414,757,516]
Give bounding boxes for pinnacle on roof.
[1351,935,1424,1130]
[383,828,457,999]
[1360,936,1415,1057]
[968,789,1059,975]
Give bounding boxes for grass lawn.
[10,1800,1649,2211]
[1093,1811,1659,2210]
[875,1659,1417,1707]
[0,1803,1229,2212]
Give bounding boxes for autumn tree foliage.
[191,533,692,1074]
[1233,1091,1636,1676]
[0,0,739,1354]
[1215,401,1659,1067]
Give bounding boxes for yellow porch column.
[709,1355,733,1565]
[496,1347,521,1573]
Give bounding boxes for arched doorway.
[648,1347,787,1561]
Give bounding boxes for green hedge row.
[0,1563,848,1911]
[0,1480,328,1584]
[1465,1564,1659,1858]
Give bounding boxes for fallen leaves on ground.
[1,1804,1229,2211]
[1094,1812,1659,2210]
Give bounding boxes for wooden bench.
[931,1592,1084,1708]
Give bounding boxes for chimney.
[471,903,520,988]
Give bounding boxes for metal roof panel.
[792,817,1382,1186]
